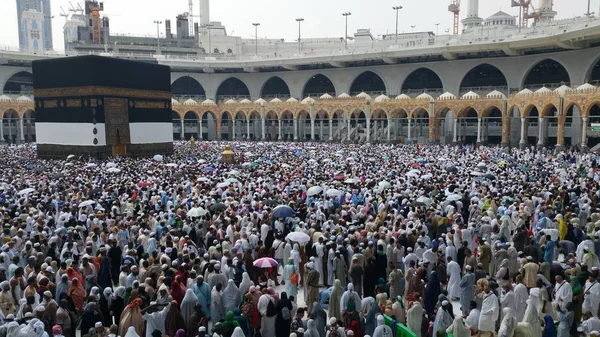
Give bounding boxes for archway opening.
[2,110,20,143]
[220,112,231,140]
[588,59,600,84]
[350,71,386,96]
[527,107,539,145]
[265,111,278,140]
[183,111,199,140]
[302,74,335,98]
[486,107,503,144]
[23,109,35,142]
[172,77,205,97]
[217,78,250,101]
[523,59,570,89]
[332,110,345,141]
[3,71,33,94]
[315,110,329,141]
[460,108,478,144]
[298,111,310,140]
[200,111,217,141]
[233,111,247,140]
[460,64,507,95]
[249,111,262,140]
[281,111,294,141]
[589,104,600,148]
[261,77,291,99]
[401,68,443,96]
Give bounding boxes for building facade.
[16,0,53,51]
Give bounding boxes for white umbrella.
[286,231,311,244]
[107,168,121,173]
[470,171,484,176]
[416,196,432,206]
[106,162,117,168]
[64,163,74,167]
[326,189,342,197]
[477,162,487,168]
[323,158,332,162]
[378,181,392,189]
[307,186,323,196]
[281,163,291,168]
[198,159,207,164]
[226,177,239,184]
[227,170,240,176]
[153,154,164,162]
[407,169,421,176]
[244,151,255,157]
[18,188,35,195]
[197,177,210,182]
[345,178,360,184]
[421,174,433,180]
[308,159,317,164]
[67,154,75,160]
[78,200,96,208]
[187,207,208,217]
[217,182,230,188]
[166,163,178,168]
[242,162,252,167]
[85,163,97,168]
[446,194,462,201]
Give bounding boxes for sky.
[1,0,598,51]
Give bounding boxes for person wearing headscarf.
[55,275,70,303]
[372,315,392,337]
[222,279,241,313]
[257,289,277,337]
[544,237,555,266]
[80,303,101,337]
[363,297,381,337]
[570,275,583,323]
[230,326,245,337]
[340,283,362,324]
[170,279,186,306]
[498,308,517,337]
[423,271,441,318]
[118,297,145,337]
[231,307,249,337]
[556,303,574,337]
[275,292,292,337]
[238,272,252,297]
[479,282,499,337]
[165,300,186,337]
[305,319,320,337]
[328,279,344,324]
[584,271,600,318]
[192,276,211,320]
[211,283,224,323]
[67,278,86,312]
[0,281,15,317]
[446,316,470,337]
[283,257,299,299]
[523,299,542,337]
[220,311,240,336]
[99,287,113,327]
[309,301,327,337]
[433,300,454,336]
[305,263,320,314]
[110,287,126,330]
[446,256,461,300]
[388,262,403,301]
[495,259,510,288]
[542,314,557,337]
[124,326,140,337]
[180,289,199,325]
[459,265,475,315]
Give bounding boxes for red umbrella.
[137,181,151,187]
[334,175,345,180]
[411,163,420,168]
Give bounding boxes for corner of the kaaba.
[32,55,174,159]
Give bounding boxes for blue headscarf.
[542,314,557,337]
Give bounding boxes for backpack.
[266,297,277,317]
[290,272,299,285]
[280,305,291,320]
[346,294,356,312]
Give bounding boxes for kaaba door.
[112,130,127,157]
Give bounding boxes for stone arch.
[182,111,199,140]
[481,105,504,117]
[216,77,251,100]
[219,111,232,140]
[302,74,336,98]
[541,103,559,118]
[3,71,33,94]
[2,109,20,143]
[521,104,538,118]
[297,110,311,140]
[248,110,262,140]
[280,110,294,140]
[586,55,600,84]
[265,110,279,140]
[349,71,387,96]
[457,106,478,118]
[198,110,218,141]
[172,76,206,97]
[459,107,479,144]
[261,76,291,98]
[522,59,570,88]
[401,68,444,94]
[22,109,35,142]
[371,108,388,120]
[459,64,507,93]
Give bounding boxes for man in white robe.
[257,291,276,337]
[327,244,335,286]
[372,315,393,337]
[141,302,171,337]
[446,256,461,300]
[584,274,600,318]
[553,274,573,311]
[406,301,424,337]
[514,276,528,322]
[582,312,600,336]
[500,284,516,323]
[315,239,325,286]
[479,286,499,337]
[523,298,542,337]
[465,301,480,334]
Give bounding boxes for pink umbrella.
[253,257,278,269]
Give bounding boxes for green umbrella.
[250,162,260,168]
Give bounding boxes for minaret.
[461,0,483,31]
[537,0,556,24]
[199,0,210,26]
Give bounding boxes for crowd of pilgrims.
[0,141,598,337]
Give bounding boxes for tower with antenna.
[461,0,483,30]
[189,0,195,34]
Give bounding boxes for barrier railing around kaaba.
[382,314,417,337]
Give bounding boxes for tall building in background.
[16,0,53,51]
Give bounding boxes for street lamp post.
[392,6,402,43]
[342,12,351,49]
[153,20,162,54]
[204,24,213,55]
[411,25,416,32]
[435,23,440,36]
[252,23,260,56]
[296,18,304,53]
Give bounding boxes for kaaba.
[32,55,174,159]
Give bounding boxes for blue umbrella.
[203,166,215,172]
[271,205,295,218]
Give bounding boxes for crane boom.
[189,0,194,34]
[448,0,460,35]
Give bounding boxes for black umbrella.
[410,201,426,207]
[209,203,227,212]
[446,166,458,173]
[262,199,278,206]
[52,173,65,179]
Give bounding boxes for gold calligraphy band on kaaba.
[33,86,172,100]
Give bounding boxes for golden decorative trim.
[44,100,58,108]
[66,99,81,108]
[33,86,172,100]
[135,101,168,109]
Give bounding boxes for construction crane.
[188,0,195,34]
[528,0,553,23]
[86,1,104,44]
[448,0,461,35]
[511,0,530,28]
[59,7,69,23]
